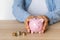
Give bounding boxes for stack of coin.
[22,32,26,36]
[12,31,27,36]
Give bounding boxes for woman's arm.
[13,0,30,22]
[45,9,60,24]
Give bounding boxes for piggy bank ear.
[29,18,36,22]
[39,19,44,22]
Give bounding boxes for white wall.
[0,0,16,20]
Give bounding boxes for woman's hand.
[24,16,35,33]
[37,15,49,33]
[24,15,49,33]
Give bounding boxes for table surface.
[0,20,60,40]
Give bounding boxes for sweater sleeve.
[45,9,60,24]
[13,0,30,22]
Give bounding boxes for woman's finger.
[42,16,48,33]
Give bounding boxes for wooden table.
[0,20,60,40]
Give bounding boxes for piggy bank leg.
[27,29,30,33]
[31,31,34,34]
[39,32,41,34]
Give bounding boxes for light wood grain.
[0,20,60,40]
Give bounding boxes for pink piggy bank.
[29,18,44,34]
